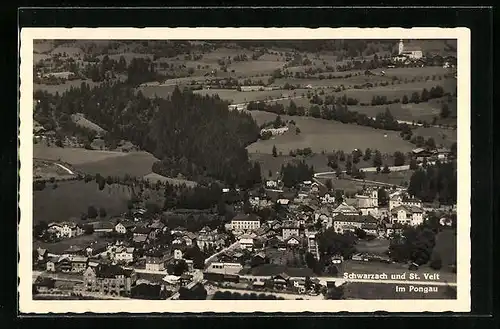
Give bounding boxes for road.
[204,241,240,265]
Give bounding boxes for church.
[396,39,423,60]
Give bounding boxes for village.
[32,143,457,301]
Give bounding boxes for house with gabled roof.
[332,202,359,217]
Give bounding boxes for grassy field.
[143,172,197,188]
[34,79,104,95]
[363,170,415,187]
[33,233,109,255]
[355,239,390,255]
[33,180,135,224]
[413,126,457,148]
[193,88,309,104]
[34,145,129,165]
[73,151,159,178]
[250,153,330,180]
[247,113,415,154]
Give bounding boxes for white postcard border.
[19,27,471,313]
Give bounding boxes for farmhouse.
[238,235,255,250]
[412,148,434,162]
[397,40,423,59]
[115,220,136,234]
[260,126,289,136]
[145,252,166,271]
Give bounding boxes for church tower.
[398,39,404,55]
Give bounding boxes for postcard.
[19,27,470,313]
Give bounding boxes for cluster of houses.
[412,147,454,163]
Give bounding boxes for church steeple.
[398,39,404,55]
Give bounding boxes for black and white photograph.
[18,28,471,313]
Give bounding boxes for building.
[319,192,335,204]
[145,253,166,272]
[332,202,359,217]
[133,227,154,244]
[115,220,136,234]
[286,236,301,248]
[356,188,378,208]
[206,262,243,275]
[230,214,261,231]
[82,264,137,296]
[281,222,300,240]
[391,205,424,226]
[238,235,255,250]
[306,232,320,260]
[49,222,84,239]
[398,40,423,59]
[266,180,278,189]
[114,246,135,264]
[69,255,89,273]
[412,148,434,162]
[333,214,379,234]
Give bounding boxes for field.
[193,88,309,105]
[363,170,415,187]
[33,159,77,181]
[250,153,330,180]
[34,79,104,95]
[73,152,159,178]
[355,239,390,255]
[143,172,197,188]
[33,180,135,224]
[34,145,129,165]
[413,126,457,148]
[247,112,415,154]
[266,248,305,267]
[33,233,108,255]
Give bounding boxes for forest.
[34,83,261,186]
[407,161,457,205]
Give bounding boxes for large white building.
[230,214,261,231]
[390,205,424,226]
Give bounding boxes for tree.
[172,260,189,276]
[87,206,98,219]
[325,179,333,191]
[373,150,382,167]
[378,188,389,206]
[334,189,344,204]
[440,103,451,118]
[34,221,48,239]
[381,164,391,174]
[268,169,273,177]
[410,91,420,104]
[376,165,381,174]
[345,160,353,175]
[426,137,436,149]
[363,148,372,161]
[84,225,95,235]
[409,158,418,170]
[402,94,409,104]
[272,145,278,157]
[99,207,107,218]
[393,151,406,166]
[335,167,342,178]
[354,228,367,239]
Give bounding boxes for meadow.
[34,79,104,95]
[34,145,129,165]
[143,172,197,188]
[33,180,134,224]
[246,112,415,154]
[413,126,457,148]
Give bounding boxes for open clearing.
[34,79,104,95]
[33,180,134,224]
[247,112,415,154]
[34,145,129,165]
[355,239,390,254]
[193,88,309,105]
[73,151,159,178]
[413,126,457,148]
[143,172,197,188]
[34,233,109,255]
